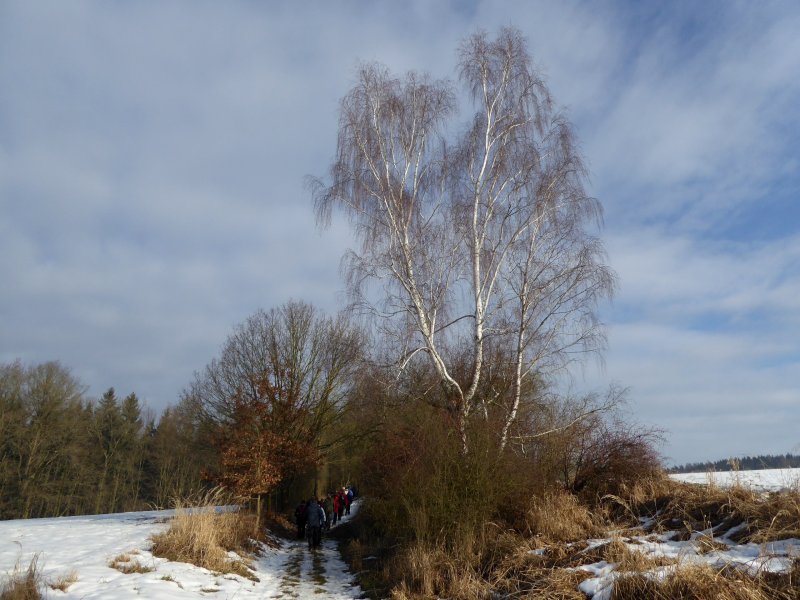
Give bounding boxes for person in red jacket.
[332,491,340,525]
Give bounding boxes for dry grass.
[109,553,155,574]
[150,490,260,581]
[354,476,800,599]
[730,491,800,543]
[0,556,42,600]
[261,511,294,549]
[613,475,800,544]
[693,534,729,555]
[609,562,798,600]
[47,570,78,592]
[526,490,604,543]
[487,535,799,600]
[488,542,591,600]
[595,538,677,572]
[387,544,490,600]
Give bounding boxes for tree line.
[0,360,210,520]
[0,300,364,521]
[670,454,800,474]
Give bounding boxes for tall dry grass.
[615,476,800,543]
[150,489,260,580]
[0,556,42,600]
[526,490,604,543]
[609,563,797,600]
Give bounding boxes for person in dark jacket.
[323,494,334,531]
[305,497,325,549]
[294,501,307,539]
[337,489,345,521]
[345,487,353,515]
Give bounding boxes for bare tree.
[313,28,615,454]
[185,300,365,499]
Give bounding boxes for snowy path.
[265,537,361,599]
[0,507,363,599]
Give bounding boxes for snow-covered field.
[670,467,800,492]
[0,504,362,599]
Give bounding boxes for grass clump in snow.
[0,556,42,600]
[149,489,260,581]
[109,554,154,574]
[47,570,78,592]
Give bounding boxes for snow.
[670,467,800,492]
[0,502,363,599]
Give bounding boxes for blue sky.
[1,1,798,465]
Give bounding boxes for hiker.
[294,501,307,539]
[346,487,354,515]
[305,497,325,549]
[332,491,340,525]
[323,494,334,530]
[337,489,345,521]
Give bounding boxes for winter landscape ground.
[0,502,363,599]
[2,473,800,599]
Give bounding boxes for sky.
[1,0,798,465]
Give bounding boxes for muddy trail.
[268,536,362,599]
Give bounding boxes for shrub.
[563,415,663,501]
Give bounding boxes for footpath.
[262,499,363,599]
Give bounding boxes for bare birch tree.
[313,28,615,454]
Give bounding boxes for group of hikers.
[294,486,356,549]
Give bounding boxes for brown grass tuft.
[526,490,603,543]
[150,490,260,581]
[0,556,42,600]
[47,570,78,592]
[109,554,155,574]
